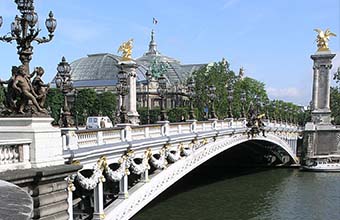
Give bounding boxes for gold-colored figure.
[314,28,336,52]
[117,38,134,61]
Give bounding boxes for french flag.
[153,17,158,25]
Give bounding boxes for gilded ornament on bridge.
[117,39,134,61]
[314,28,336,52]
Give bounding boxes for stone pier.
[303,50,340,158]
[120,61,140,125]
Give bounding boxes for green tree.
[233,77,268,118]
[331,86,340,124]
[192,59,268,120]
[73,89,97,125]
[45,88,63,124]
[168,107,189,122]
[95,92,117,122]
[0,86,4,106]
[138,107,161,124]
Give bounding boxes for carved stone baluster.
[93,176,105,220]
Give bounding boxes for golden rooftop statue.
[117,38,134,61]
[314,28,336,52]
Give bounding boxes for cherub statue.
[12,65,46,114]
[314,28,336,52]
[32,67,50,108]
[0,66,18,112]
[117,38,133,61]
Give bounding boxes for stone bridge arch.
[105,133,298,220]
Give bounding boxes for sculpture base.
[127,111,140,125]
[0,117,64,168]
[311,110,332,125]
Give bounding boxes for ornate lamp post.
[255,95,261,115]
[284,106,289,123]
[264,100,270,120]
[187,77,196,120]
[145,70,152,124]
[117,67,129,124]
[207,85,217,119]
[0,0,57,73]
[55,57,73,127]
[226,83,233,118]
[240,91,246,118]
[158,73,168,121]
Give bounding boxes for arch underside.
[105,134,298,220]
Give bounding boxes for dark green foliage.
[0,86,5,106]
[331,87,340,124]
[192,59,268,120]
[72,89,117,125]
[45,88,63,124]
[138,107,161,124]
[94,92,117,122]
[168,107,189,122]
[233,77,268,118]
[73,89,97,125]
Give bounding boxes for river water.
[132,152,340,220]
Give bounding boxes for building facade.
[62,30,205,111]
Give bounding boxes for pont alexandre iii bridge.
[0,118,300,220]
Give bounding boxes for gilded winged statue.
[117,39,133,61]
[314,28,336,52]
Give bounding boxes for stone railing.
[0,139,31,171]
[61,119,301,167]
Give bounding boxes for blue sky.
[0,0,339,105]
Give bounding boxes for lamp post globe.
[45,11,57,33]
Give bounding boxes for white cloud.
[331,52,340,74]
[266,87,301,99]
[222,0,239,9]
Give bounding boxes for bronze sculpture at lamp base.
[0,65,49,117]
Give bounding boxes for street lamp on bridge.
[55,57,74,128]
[226,83,233,118]
[240,91,246,118]
[145,70,152,124]
[117,66,129,124]
[207,85,217,119]
[158,73,168,121]
[187,77,196,120]
[0,0,57,73]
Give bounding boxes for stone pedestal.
[303,51,338,159]
[120,61,140,125]
[0,164,82,220]
[310,52,336,124]
[0,117,64,168]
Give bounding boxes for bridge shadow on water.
[132,142,286,220]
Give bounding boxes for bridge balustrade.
[0,139,31,171]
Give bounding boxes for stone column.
[93,179,105,220]
[310,52,336,125]
[141,169,149,183]
[120,61,140,125]
[118,174,129,199]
